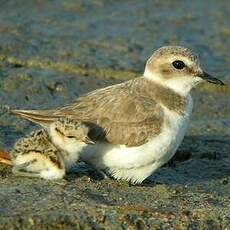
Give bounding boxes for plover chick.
[10,46,224,183]
[48,118,94,169]
[11,118,93,179]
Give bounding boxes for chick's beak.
[198,71,224,85]
[85,137,95,145]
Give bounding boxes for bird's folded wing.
[54,82,164,146]
[10,80,164,146]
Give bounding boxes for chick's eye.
[67,135,75,139]
[172,60,185,69]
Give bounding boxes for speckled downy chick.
[11,118,94,179]
[47,118,95,169]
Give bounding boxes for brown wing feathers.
[8,78,166,146]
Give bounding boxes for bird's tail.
[0,104,62,128]
[9,109,62,128]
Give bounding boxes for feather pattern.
[10,77,186,147]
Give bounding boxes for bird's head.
[49,118,94,152]
[144,46,224,95]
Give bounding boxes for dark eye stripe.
[55,127,65,136]
[172,60,185,69]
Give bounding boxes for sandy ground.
[0,0,229,229]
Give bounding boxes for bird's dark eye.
[67,135,75,139]
[172,60,185,69]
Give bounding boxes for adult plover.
[10,46,224,183]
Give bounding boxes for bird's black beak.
[198,71,224,85]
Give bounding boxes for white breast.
[80,95,193,183]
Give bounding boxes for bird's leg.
[12,167,41,178]
[0,104,10,115]
[86,165,108,180]
[12,159,41,178]
[97,170,108,179]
